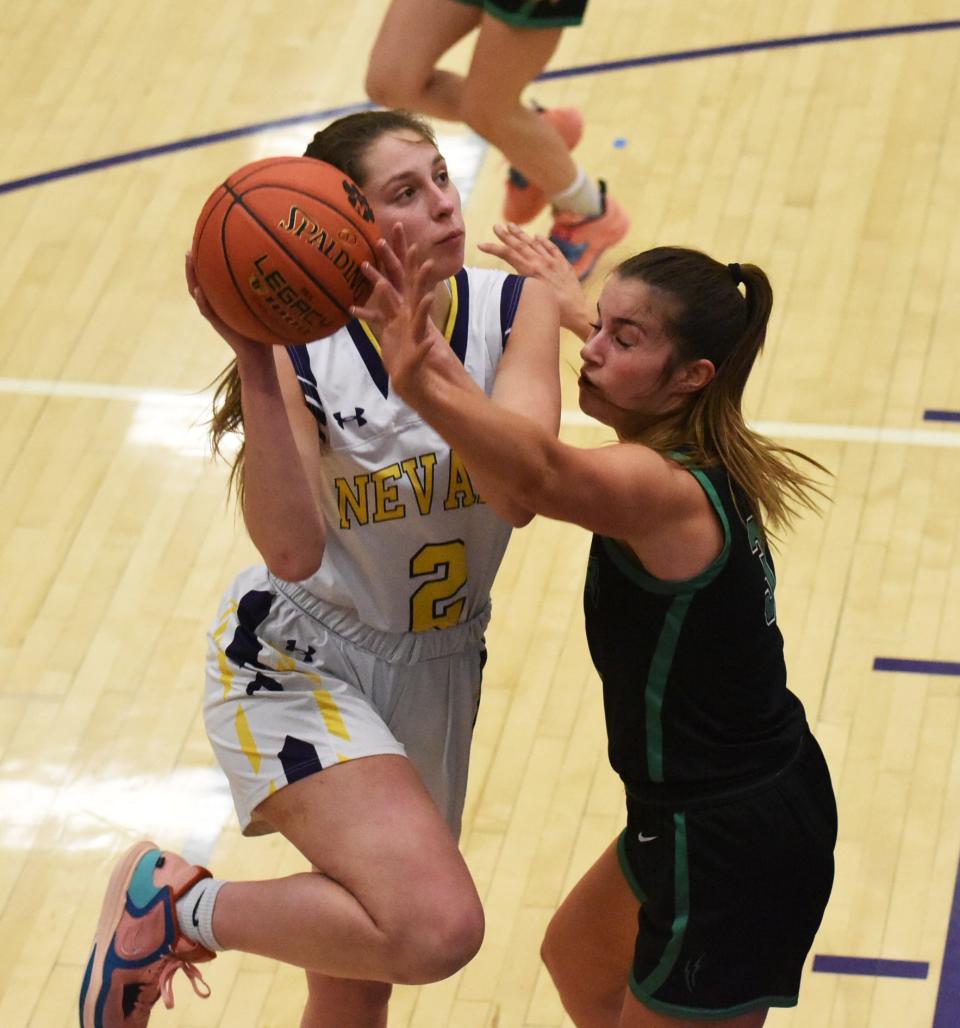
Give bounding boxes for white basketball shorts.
[204,565,490,839]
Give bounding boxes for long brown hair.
[207,110,436,501]
[615,246,828,538]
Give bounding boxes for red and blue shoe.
[548,181,631,281]
[79,841,215,1027]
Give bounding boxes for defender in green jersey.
[370,227,838,1026]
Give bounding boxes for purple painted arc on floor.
[537,19,960,82]
[3,20,960,196]
[871,653,960,1023]
[0,101,375,196]
[5,12,960,1021]
[935,856,960,1027]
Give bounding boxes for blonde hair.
[615,247,828,538]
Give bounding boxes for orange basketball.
[191,156,380,346]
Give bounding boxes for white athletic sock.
[549,166,603,218]
[176,878,227,952]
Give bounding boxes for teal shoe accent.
[127,849,163,910]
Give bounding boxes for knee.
[393,899,485,984]
[540,916,571,992]
[365,58,420,110]
[364,62,396,108]
[540,928,558,982]
[541,917,625,1022]
[541,929,583,1019]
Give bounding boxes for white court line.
[4,377,960,448]
[0,378,203,404]
[561,410,960,447]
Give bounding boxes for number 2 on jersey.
[409,540,468,631]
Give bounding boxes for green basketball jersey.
[584,463,807,797]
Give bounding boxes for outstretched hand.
[478,222,591,339]
[352,224,450,399]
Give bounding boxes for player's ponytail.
[208,360,245,503]
[615,247,828,538]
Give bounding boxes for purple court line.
[2,19,960,196]
[874,658,960,676]
[0,101,374,197]
[873,654,960,1022]
[813,955,929,979]
[537,19,960,81]
[1,8,959,1020]
[934,854,960,1027]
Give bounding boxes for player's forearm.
[407,367,559,517]
[469,476,536,527]
[236,352,326,579]
[565,303,594,342]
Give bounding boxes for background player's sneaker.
[503,106,584,224]
[79,841,215,1027]
[548,182,630,280]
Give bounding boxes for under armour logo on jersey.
[333,407,367,429]
[246,672,283,696]
[285,640,316,663]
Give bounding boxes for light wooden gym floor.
[2,2,960,1025]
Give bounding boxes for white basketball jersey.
[284,266,526,633]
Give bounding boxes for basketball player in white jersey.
[79,109,560,1028]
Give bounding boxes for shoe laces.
[155,954,211,1010]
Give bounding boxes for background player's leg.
[458,15,579,197]
[459,15,576,198]
[365,0,481,119]
[462,14,628,278]
[540,838,640,1028]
